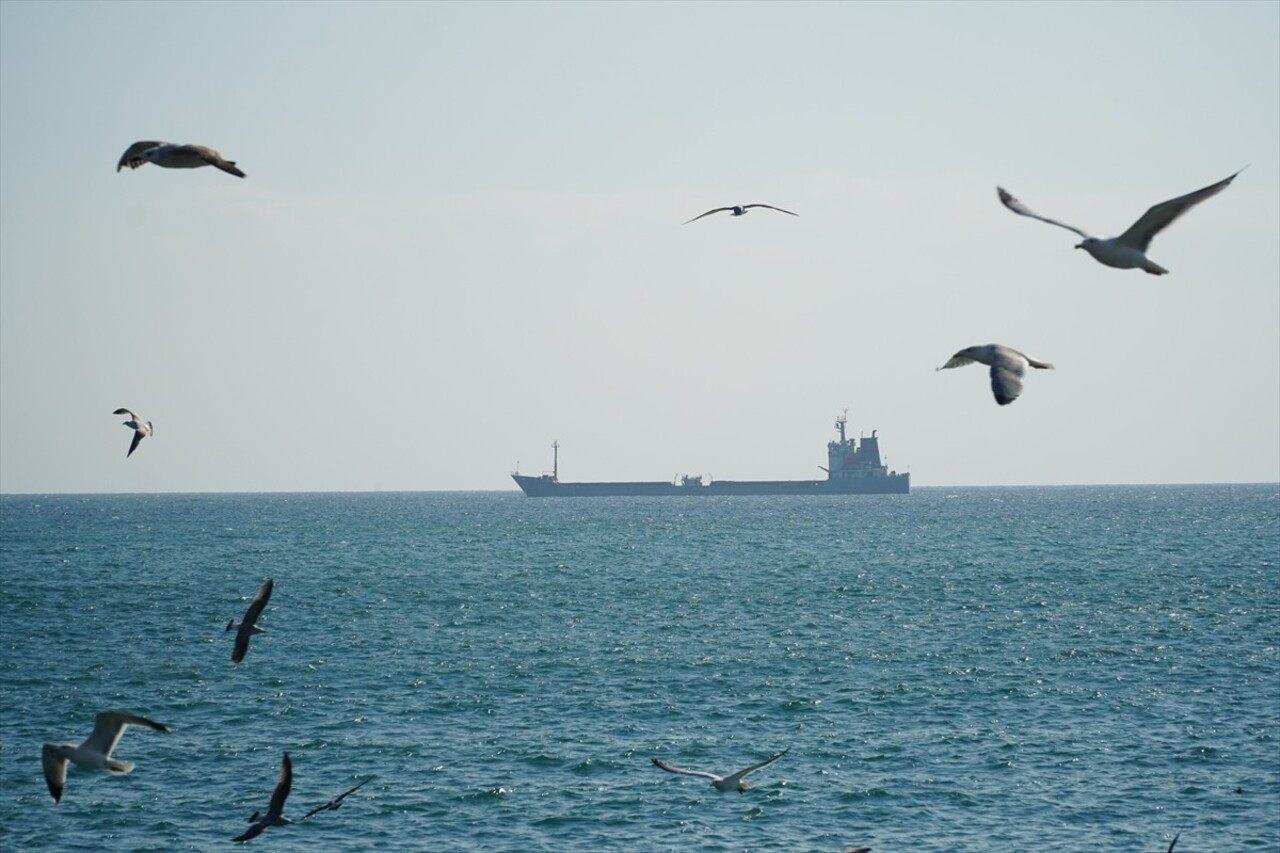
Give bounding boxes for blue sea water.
[0,486,1276,852]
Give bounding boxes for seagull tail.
[1141,260,1169,276]
[107,759,135,774]
[217,161,247,178]
[1027,359,1055,371]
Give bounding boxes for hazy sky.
[1,1,1277,493]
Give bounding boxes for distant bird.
[937,344,1054,406]
[117,141,246,178]
[651,748,788,793]
[227,578,274,664]
[301,776,372,820]
[683,203,798,224]
[113,408,152,458]
[996,169,1243,275]
[41,711,172,804]
[233,752,293,843]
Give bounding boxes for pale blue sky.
[1,1,1277,492]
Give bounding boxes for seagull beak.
[1073,242,1083,250]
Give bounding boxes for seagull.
[651,748,789,793]
[41,711,173,804]
[996,169,1243,275]
[683,203,798,224]
[233,752,293,842]
[937,344,1054,406]
[113,408,152,458]
[227,578,274,664]
[117,141,246,178]
[301,776,372,820]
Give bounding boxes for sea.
[0,485,1276,853]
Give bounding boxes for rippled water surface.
[1,486,1277,852]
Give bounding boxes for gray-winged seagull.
[227,578,274,664]
[997,169,1243,274]
[42,711,173,804]
[112,408,152,458]
[233,752,293,842]
[651,748,789,793]
[301,776,372,820]
[684,203,798,224]
[117,141,246,178]
[937,344,1054,406]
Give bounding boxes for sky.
[1,0,1277,493]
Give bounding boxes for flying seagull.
[233,752,293,842]
[651,748,789,793]
[117,141,246,178]
[113,408,152,458]
[227,578,274,664]
[301,776,372,820]
[996,169,1243,275]
[42,711,173,804]
[683,203,798,224]
[937,344,1054,406]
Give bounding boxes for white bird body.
[117,141,246,178]
[651,748,788,793]
[937,344,1054,406]
[41,711,172,803]
[997,169,1243,275]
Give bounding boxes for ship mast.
[835,409,848,444]
[552,440,559,480]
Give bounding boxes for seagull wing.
[113,407,139,419]
[988,350,1029,406]
[117,141,166,172]
[996,187,1092,239]
[724,748,789,785]
[1114,169,1243,252]
[127,430,145,458]
[742,204,798,216]
[42,744,69,803]
[651,758,719,781]
[183,144,247,178]
[938,354,977,371]
[683,207,734,224]
[265,752,293,819]
[1167,832,1181,853]
[84,711,171,758]
[231,821,269,843]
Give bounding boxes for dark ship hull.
[511,414,909,497]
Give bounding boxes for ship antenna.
[552,440,559,480]
[835,409,848,444]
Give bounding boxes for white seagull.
[233,752,293,843]
[117,141,246,178]
[113,408,152,458]
[937,344,1054,406]
[651,747,789,793]
[301,776,372,820]
[227,578,274,664]
[996,169,1243,275]
[42,711,173,804]
[683,203,798,224]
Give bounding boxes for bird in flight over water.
[234,752,294,842]
[996,169,1243,275]
[117,141,246,178]
[42,711,172,804]
[227,578,274,664]
[683,203,798,224]
[651,748,789,792]
[937,344,1054,406]
[301,777,373,820]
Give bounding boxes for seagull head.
[1074,237,1098,251]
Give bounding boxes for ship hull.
[512,473,909,497]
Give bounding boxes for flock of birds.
[81,140,1222,849]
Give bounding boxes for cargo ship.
[511,413,909,497]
